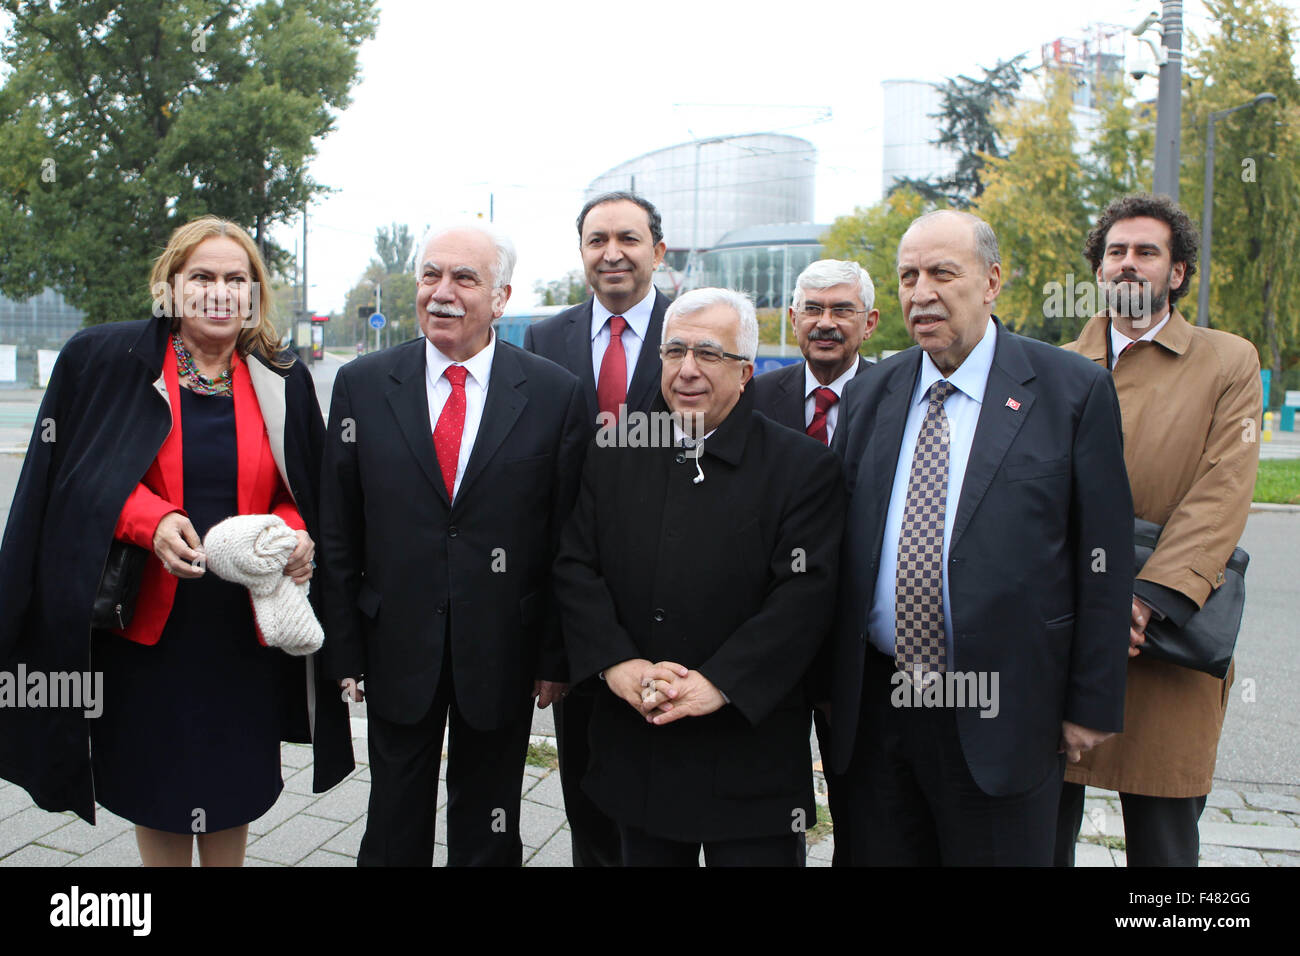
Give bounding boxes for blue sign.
[369,312,386,330]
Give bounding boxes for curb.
[1250,503,1300,513]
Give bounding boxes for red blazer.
[113,346,305,645]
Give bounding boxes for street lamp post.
[1196,92,1277,328]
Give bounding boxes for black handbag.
[91,540,150,631]
[1133,518,1249,679]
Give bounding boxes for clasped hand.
[605,659,725,726]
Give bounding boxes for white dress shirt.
[868,318,999,661]
[591,287,657,392]
[1109,309,1171,365]
[425,329,496,500]
[801,359,861,444]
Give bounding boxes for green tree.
[0,0,378,324]
[890,56,1025,208]
[974,71,1091,344]
[820,185,939,354]
[374,222,416,275]
[533,269,587,307]
[1181,0,1300,406]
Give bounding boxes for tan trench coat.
[1061,309,1261,797]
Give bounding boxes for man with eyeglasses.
[751,259,880,446]
[553,288,846,866]
[750,259,879,865]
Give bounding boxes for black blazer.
[553,390,846,841]
[0,318,354,823]
[828,320,1134,796]
[523,290,670,423]
[749,355,872,432]
[319,336,588,729]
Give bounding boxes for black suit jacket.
[523,290,670,423]
[0,318,353,822]
[828,319,1134,796]
[750,355,872,432]
[553,390,846,841]
[319,336,589,729]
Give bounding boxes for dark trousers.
[1055,780,1207,866]
[619,824,806,867]
[555,685,622,867]
[842,650,1063,866]
[814,707,851,866]
[358,639,532,867]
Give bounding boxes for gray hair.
[663,287,758,362]
[415,224,517,290]
[899,210,1001,270]
[792,259,876,313]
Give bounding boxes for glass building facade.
[585,134,816,258]
[694,224,827,310]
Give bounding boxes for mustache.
[807,327,845,343]
[426,302,466,318]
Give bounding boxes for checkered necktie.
[895,379,957,678]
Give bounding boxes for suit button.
[448,526,459,538]
[653,609,665,623]
[675,453,686,464]
[436,602,447,614]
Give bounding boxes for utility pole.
[1152,1,1183,199]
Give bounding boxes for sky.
[5,0,1295,315]
[290,0,1253,316]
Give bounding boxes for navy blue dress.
[91,387,283,833]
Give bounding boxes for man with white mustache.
[320,225,589,866]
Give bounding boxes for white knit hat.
[202,514,324,656]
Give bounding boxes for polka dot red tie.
[434,365,467,500]
[806,386,838,445]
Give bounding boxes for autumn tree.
[1181,0,1300,406]
[820,186,938,354]
[973,71,1092,344]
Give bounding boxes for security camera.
[1130,63,1152,81]
[1132,11,1161,36]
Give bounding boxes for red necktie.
[806,386,839,445]
[434,365,467,499]
[596,315,628,419]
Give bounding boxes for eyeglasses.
[800,304,867,320]
[659,343,750,365]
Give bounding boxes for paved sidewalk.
[2,707,1298,866]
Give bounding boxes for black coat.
[0,318,354,823]
[749,356,872,433]
[523,291,670,424]
[318,337,589,728]
[553,389,847,842]
[828,321,1134,795]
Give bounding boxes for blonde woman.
[0,217,353,865]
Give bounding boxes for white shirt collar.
[425,327,496,390]
[592,286,656,343]
[1109,309,1171,361]
[803,357,861,401]
[914,316,997,407]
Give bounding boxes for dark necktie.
[806,386,838,445]
[596,315,628,419]
[895,380,957,679]
[433,365,467,500]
